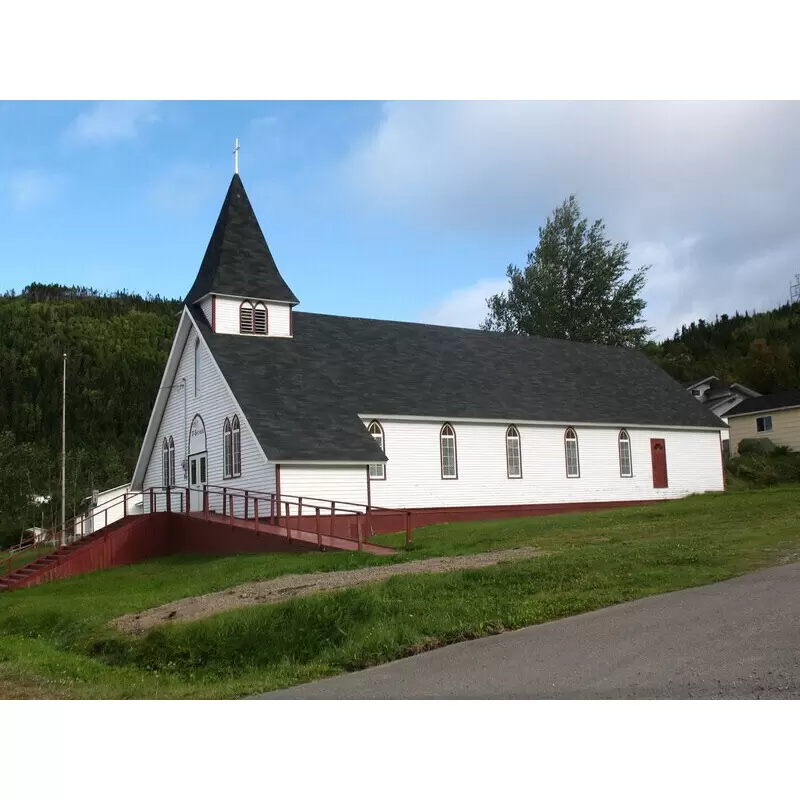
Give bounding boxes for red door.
[650,438,668,488]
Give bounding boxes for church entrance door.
[188,452,207,512]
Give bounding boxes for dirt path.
[112,547,545,635]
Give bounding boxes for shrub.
[726,447,800,487]
[738,437,778,456]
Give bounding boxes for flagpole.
[61,353,66,547]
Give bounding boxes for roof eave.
[728,403,800,418]
[685,375,719,390]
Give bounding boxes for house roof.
[726,389,800,417]
[683,376,717,390]
[684,378,760,416]
[704,379,732,401]
[191,306,726,463]
[184,174,299,306]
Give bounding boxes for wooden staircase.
[0,500,396,592]
[0,517,133,591]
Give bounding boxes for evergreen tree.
[0,285,181,546]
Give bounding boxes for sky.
[1,100,799,340]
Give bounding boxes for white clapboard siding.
[78,485,143,536]
[279,465,369,513]
[214,296,292,337]
[359,418,723,509]
[199,296,212,327]
[142,324,275,513]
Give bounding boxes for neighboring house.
[684,376,760,451]
[726,389,800,455]
[24,527,47,545]
[77,483,143,536]
[130,172,727,517]
[684,376,761,419]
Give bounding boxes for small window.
[223,418,233,479]
[565,428,580,478]
[239,301,254,334]
[691,389,701,397]
[161,438,170,486]
[194,339,201,397]
[368,421,385,480]
[618,429,632,477]
[506,426,522,478]
[253,303,268,335]
[440,423,458,479]
[232,415,242,477]
[756,415,773,433]
[168,436,176,485]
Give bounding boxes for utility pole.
[61,353,66,547]
[790,273,800,305]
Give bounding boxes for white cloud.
[7,169,65,210]
[343,101,800,339]
[250,114,278,131]
[64,101,159,146]
[147,164,216,216]
[420,278,508,329]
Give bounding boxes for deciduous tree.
[482,196,652,347]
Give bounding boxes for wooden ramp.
[193,512,395,556]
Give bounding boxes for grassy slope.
[1,487,799,699]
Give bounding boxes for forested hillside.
[1,283,799,547]
[0,284,180,546]
[645,302,800,393]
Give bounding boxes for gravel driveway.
[112,546,544,634]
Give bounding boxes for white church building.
[131,171,726,519]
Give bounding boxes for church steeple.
[184,173,299,307]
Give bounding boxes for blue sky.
[2,101,799,339]
[0,101,532,328]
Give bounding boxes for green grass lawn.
[1,487,799,699]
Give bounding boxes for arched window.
[618,429,632,477]
[253,303,268,335]
[232,415,242,477]
[506,425,522,478]
[368,420,385,480]
[223,418,233,479]
[194,339,201,397]
[168,436,175,486]
[161,438,170,486]
[440,423,458,479]
[565,428,580,478]
[189,414,206,455]
[239,301,254,334]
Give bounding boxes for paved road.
[257,563,800,699]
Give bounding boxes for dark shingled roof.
[190,307,725,463]
[184,174,299,306]
[726,388,800,417]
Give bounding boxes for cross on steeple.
[183,171,300,308]
[233,138,240,174]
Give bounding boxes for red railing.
[194,485,404,550]
[2,489,151,576]
[201,484,413,547]
[1,483,414,578]
[0,538,44,577]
